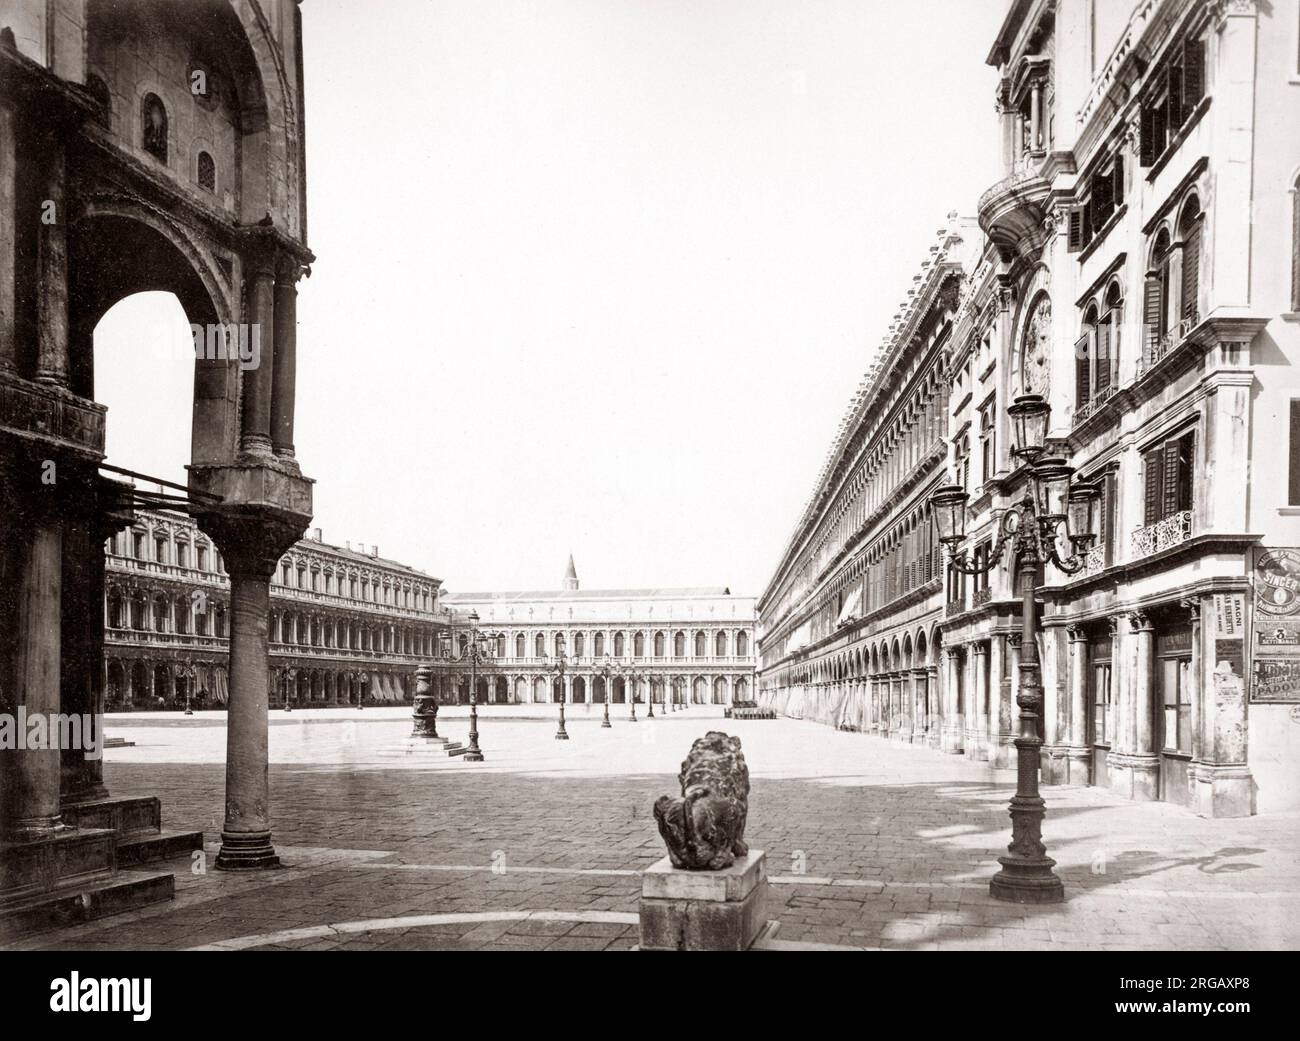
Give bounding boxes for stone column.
[35,138,69,387]
[2,514,66,838]
[911,669,926,744]
[990,634,1011,768]
[926,664,940,748]
[1118,611,1159,801]
[1066,625,1090,785]
[200,510,306,870]
[240,257,276,456]
[271,256,298,458]
[943,649,964,753]
[0,99,15,371]
[1189,594,1252,816]
[971,643,989,761]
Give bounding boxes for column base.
[1040,746,1071,785]
[1107,753,1160,801]
[1193,763,1254,818]
[990,736,1016,769]
[1065,747,1090,786]
[215,831,280,871]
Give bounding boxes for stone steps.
[0,795,201,938]
[116,829,205,868]
[0,869,174,940]
[378,737,468,758]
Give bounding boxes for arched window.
[574,632,585,657]
[1143,227,1174,364]
[674,632,685,658]
[534,632,545,657]
[515,633,525,659]
[737,631,749,657]
[615,632,625,657]
[694,631,706,657]
[715,631,727,656]
[594,632,604,657]
[654,632,665,658]
[1178,196,1202,323]
[141,93,168,162]
[555,633,566,656]
[1077,303,1100,411]
[633,632,644,656]
[197,150,216,192]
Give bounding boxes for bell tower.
[562,553,579,591]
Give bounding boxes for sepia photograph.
[0,0,1296,1011]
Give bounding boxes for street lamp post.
[546,650,569,740]
[628,662,638,722]
[439,610,499,762]
[647,668,656,718]
[597,654,613,728]
[931,394,1100,905]
[182,664,195,715]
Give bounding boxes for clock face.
[1019,293,1052,396]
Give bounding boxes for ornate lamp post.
[930,394,1100,905]
[646,667,656,718]
[411,664,439,739]
[440,610,499,762]
[181,663,196,715]
[597,654,613,728]
[628,661,638,723]
[283,670,292,712]
[545,650,570,740]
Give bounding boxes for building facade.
[755,216,979,746]
[759,0,1300,817]
[103,509,446,710]
[441,557,756,706]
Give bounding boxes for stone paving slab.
[8,714,1299,951]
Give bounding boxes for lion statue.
[653,731,750,870]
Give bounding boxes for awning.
[836,586,862,626]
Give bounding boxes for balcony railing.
[1074,384,1120,426]
[1131,510,1193,559]
[1141,312,1198,375]
[1079,546,1105,577]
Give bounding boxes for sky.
[94,0,1003,598]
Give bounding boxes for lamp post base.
[555,730,569,740]
[989,856,1064,904]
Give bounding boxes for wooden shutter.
[1176,432,1195,512]
[1183,40,1205,108]
[1112,153,1124,206]
[1067,206,1084,252]
[1168,62,1184,128]
[1104,471,1118,566]
[1075,333,1092,409]
[1140,103,1156,167]
[1142,276,1162,359]
[1161,439,1182,519]
[1181,224,1200,320]
[1143,445,1164,525]
[1290,400,1300,506]
[1096,321,1112,393]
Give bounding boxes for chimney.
[312,527,323,542]
[370,544,378,558]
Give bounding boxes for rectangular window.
[1142,430,1195,526]
[1161,656,1192,754]
[1290,400,1300,506]
[1139,37,1205,167]
[1091,635,1113,745]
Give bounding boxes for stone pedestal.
[639,850,768,951]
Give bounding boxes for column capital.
[1128,610,1153,633]
[196,505,309,580]
[1180,596,1202,623]
[1066,623,1088,643]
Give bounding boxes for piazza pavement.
[5,705,1298,951]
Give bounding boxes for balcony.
[977,154,1051,260]
[1131,510,1193,560]
[1140,312,1199,377]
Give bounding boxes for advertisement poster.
[1252,548,1300,703]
